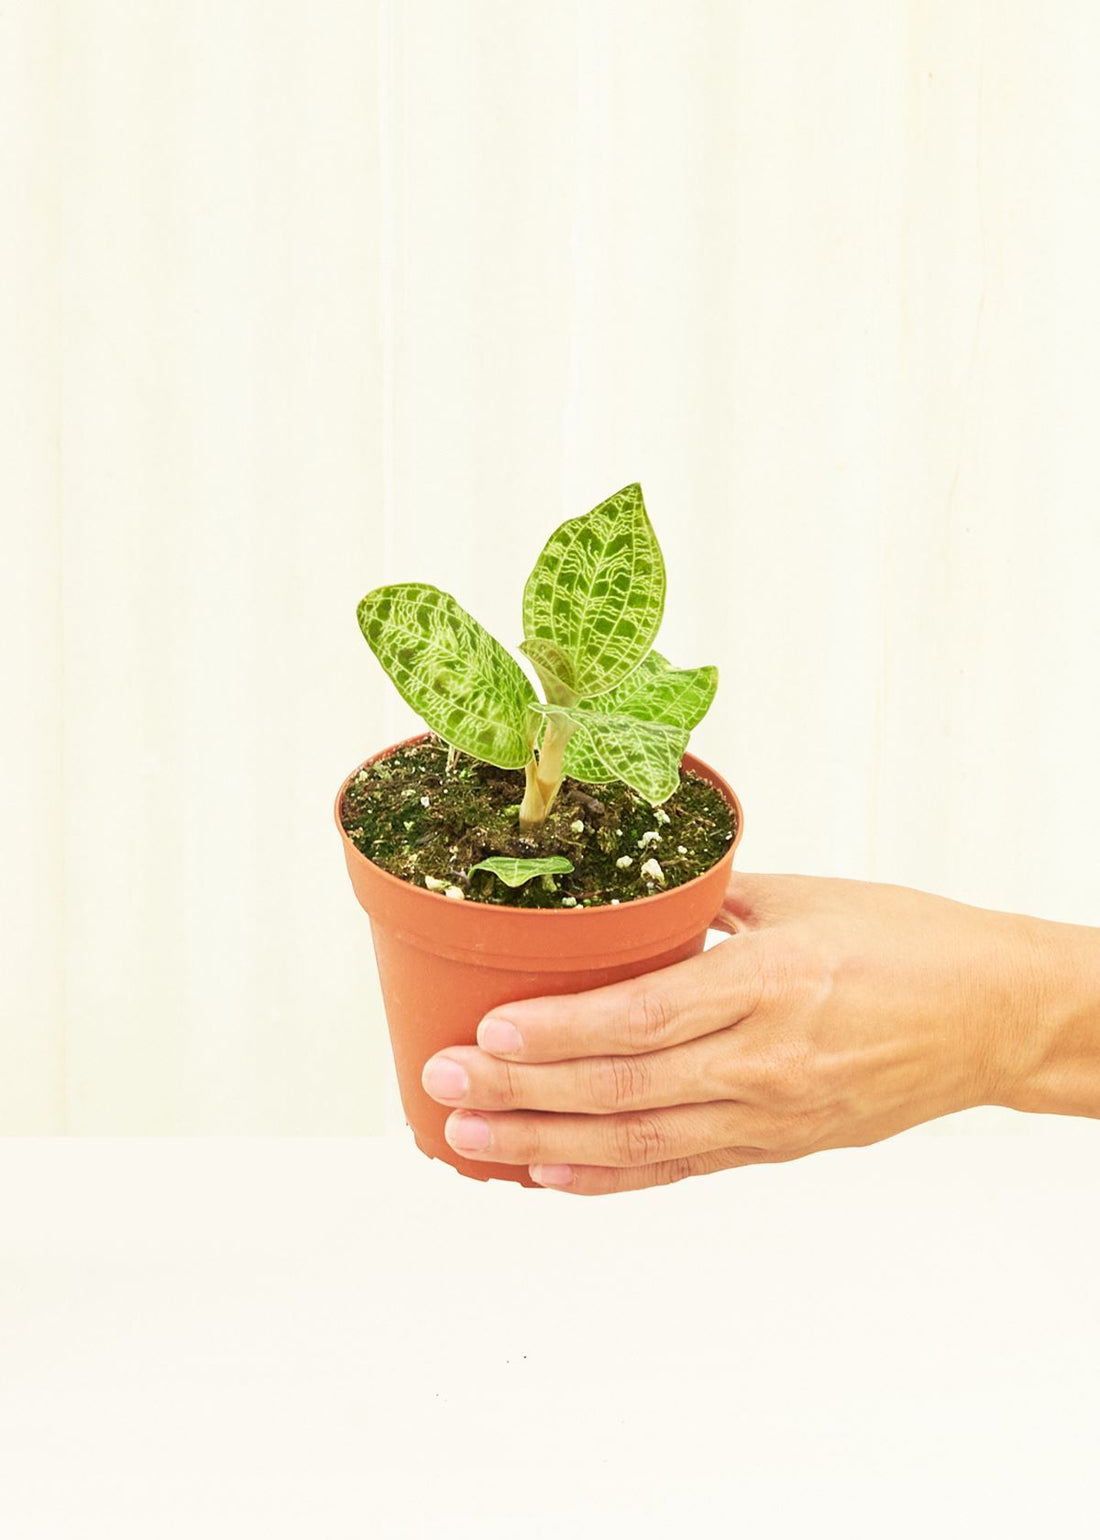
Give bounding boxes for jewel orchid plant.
[357,483,717,833]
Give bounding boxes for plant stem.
[518,714,575,830]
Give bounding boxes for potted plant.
[334,483,745,1185]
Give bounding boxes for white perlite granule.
[560,895,577,907]
[641,857,665,884]
[615,855,633,869]
[419,795,430,808]
[570,819,585,834]
[423,875,449,891]
[677,845,688,855]
[443,885,465,901]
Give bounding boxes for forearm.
[1002,917,1100,1119]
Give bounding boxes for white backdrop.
[4,0,1100,1133]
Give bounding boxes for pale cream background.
[2,1129,1097,1536]
[3,0,1099,1133]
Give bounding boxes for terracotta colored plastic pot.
[335,735,745,1187]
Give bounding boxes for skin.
[420,873,1100,1196]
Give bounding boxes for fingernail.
[446,1112,491,1152]
[531,1164,574,1188]
[478,1017,523,1055]
[422,1056,469,1101]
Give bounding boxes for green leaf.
[532,704,687,804]
[357,583,537,770]
[561,653,717,784]
[467,855,575,888]
[521,482,666,700]
[516,637,580,706]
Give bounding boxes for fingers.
[530,1145,797,1196]
[422,1029,743,1114]
[439,1100,777,1170]
[475,931,769,1064]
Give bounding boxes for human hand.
[420,872,1086,1195]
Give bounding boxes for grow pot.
[335,734,745,1187]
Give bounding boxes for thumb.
[714,872,810,934]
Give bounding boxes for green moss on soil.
[339,736,736,909]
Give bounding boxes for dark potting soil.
[339,736,736,909]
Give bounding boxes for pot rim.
[334,733,744,917]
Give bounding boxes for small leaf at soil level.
[468,855,576,888]
[357,583,537,769]
[521,483,666,701]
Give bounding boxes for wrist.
[997,916,1100,1118]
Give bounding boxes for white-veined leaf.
[516,637,579,706]
[467,855,575,888]
[561,652,717,783]
[357,583,537,769]
[521,482,665,699]
[532,703,687,804]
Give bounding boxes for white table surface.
[0,1122,1096,1539]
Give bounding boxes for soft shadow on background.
[4,0,1099,1132]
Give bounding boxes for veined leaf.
[357,583,537,769]
[532,704,687,805]
[608,652,717,728]
[468,855,575,888]
[522,482,666,700]
[517,637,580,706]
[561,652,717,783]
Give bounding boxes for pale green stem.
[518,714,575,830]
